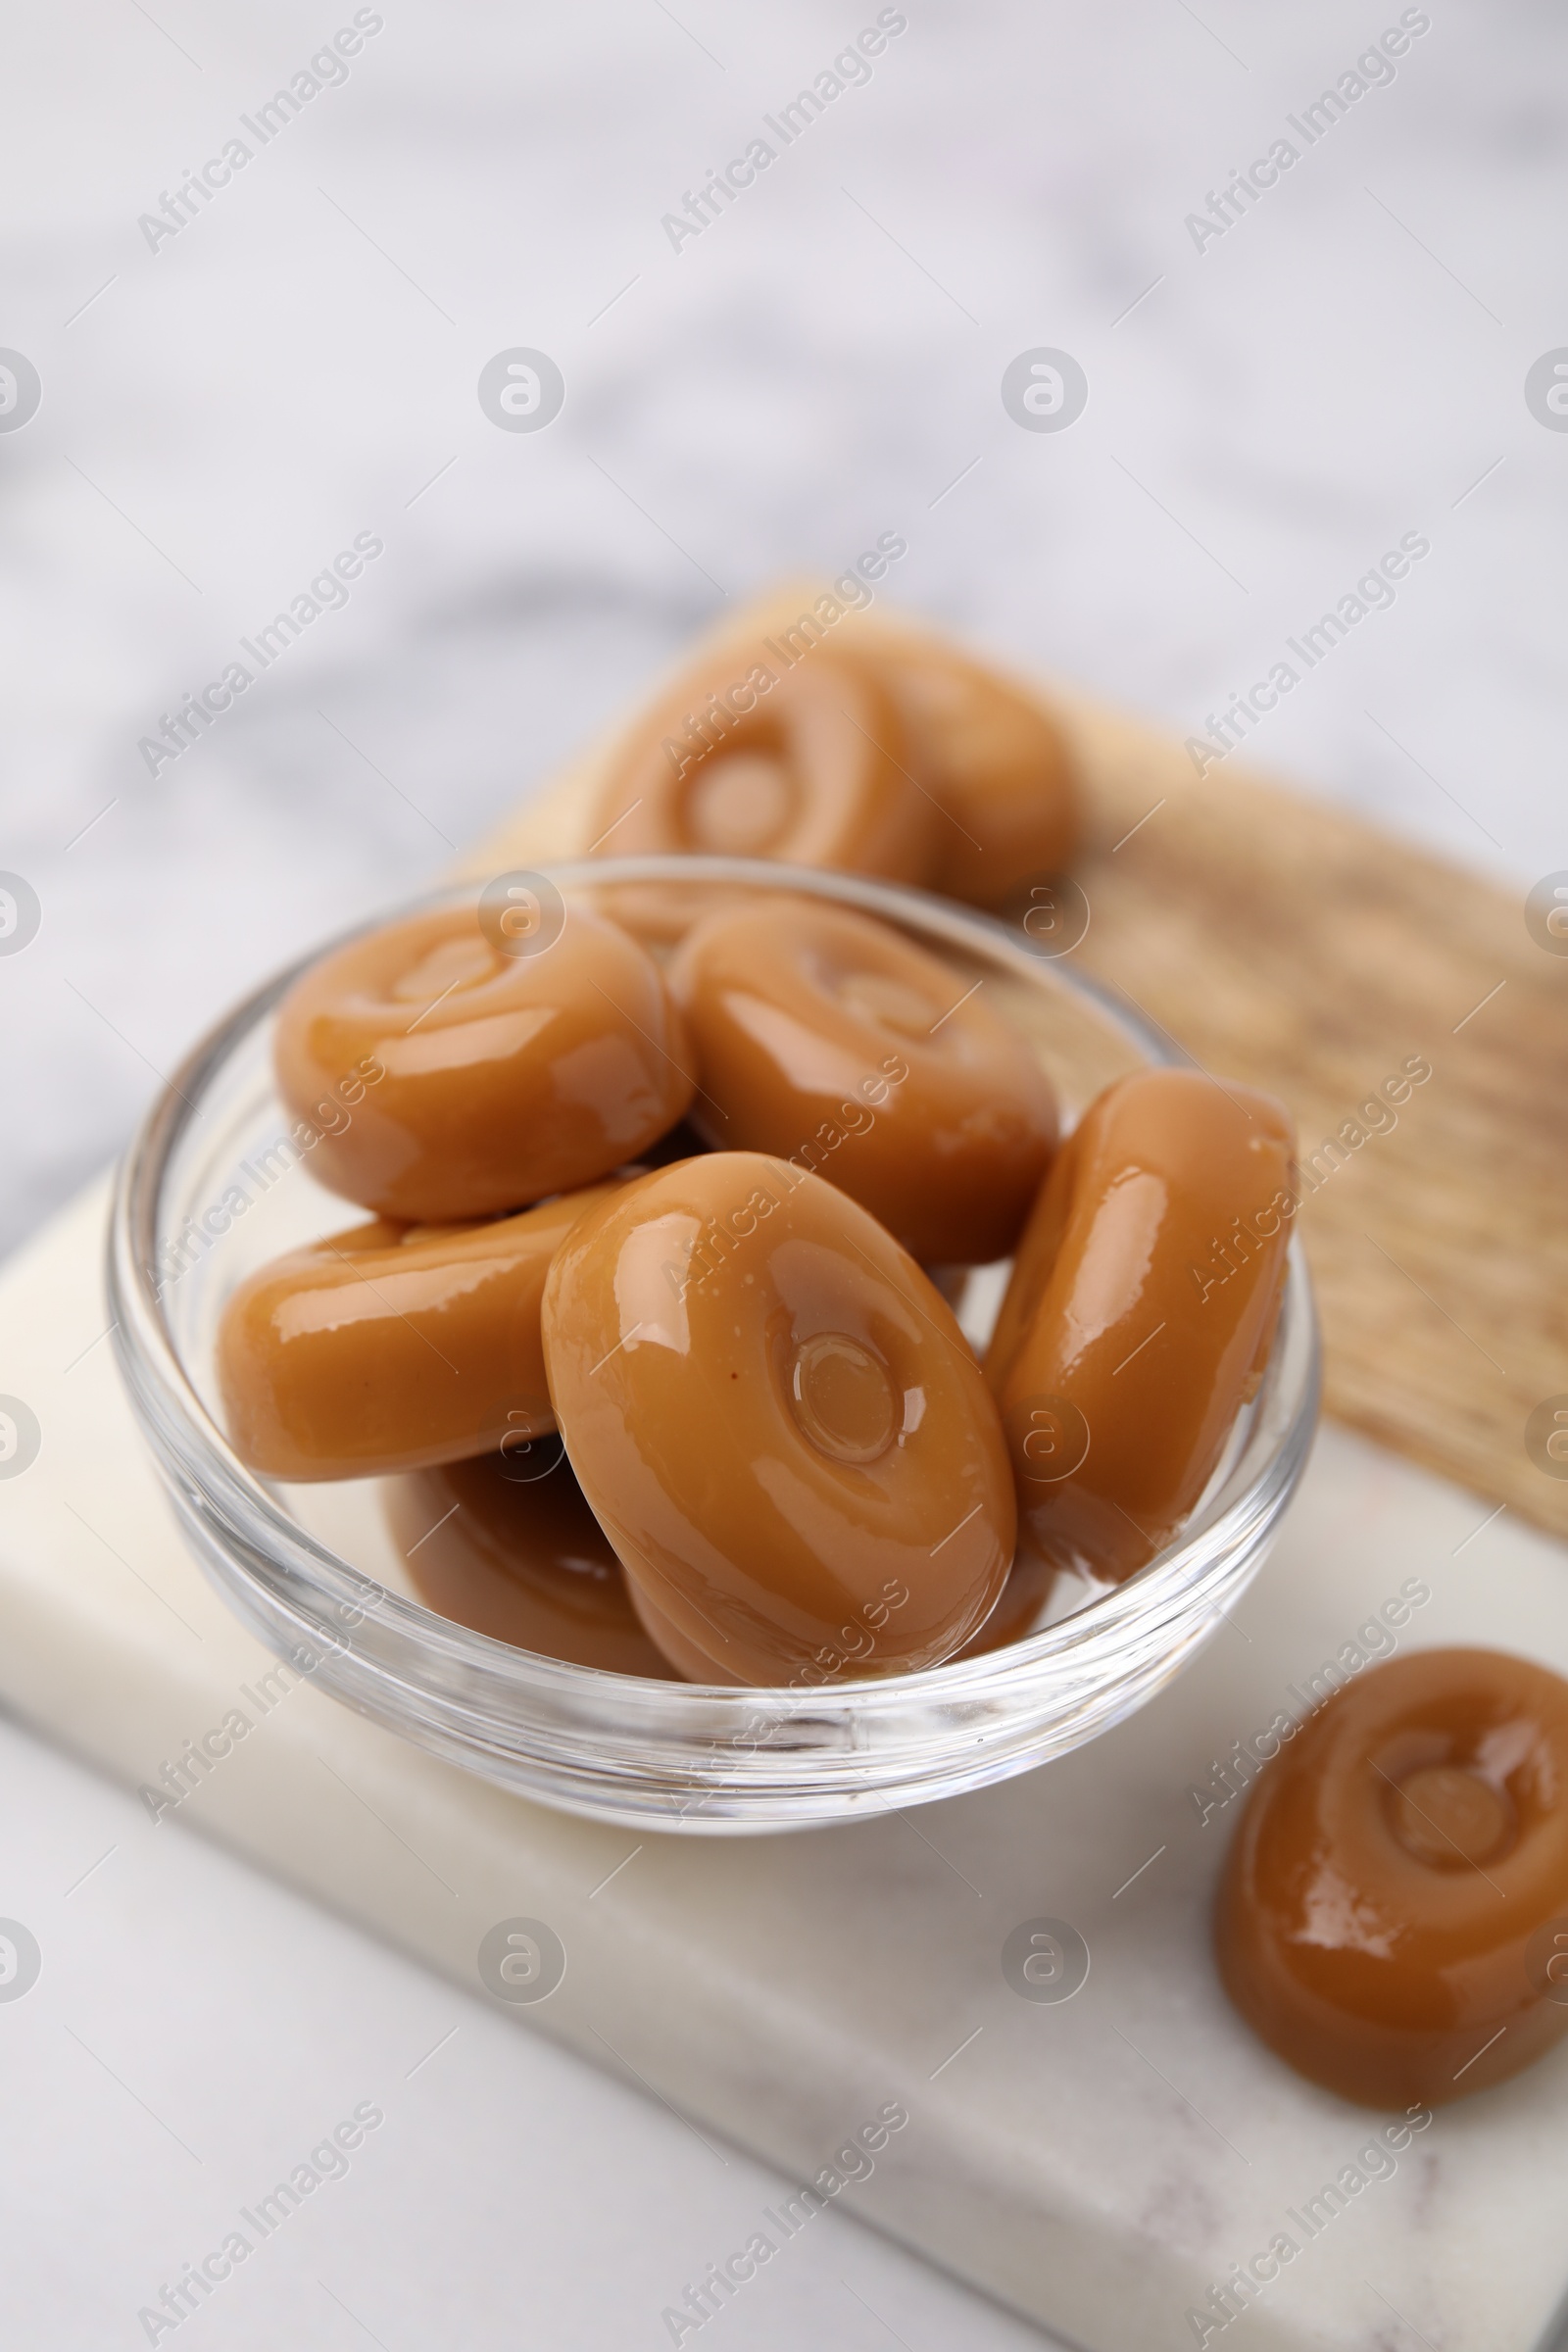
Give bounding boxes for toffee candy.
[1217,1647,1568,2107]
[668,898,1057,1265]
[385,1450,677,1677]
[274,902,693,1222]
[217,1187,621,1481]
[987,1067,1295,1583]
[858,638,1080,906]
[955,1541,1059,1658]
[588,646,933,880]
[541,1152,1014,1686]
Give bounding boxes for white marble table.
[2,2,1567,2344]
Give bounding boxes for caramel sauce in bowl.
[110,858,1319,1832]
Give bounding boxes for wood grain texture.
[466,589,1568,1540]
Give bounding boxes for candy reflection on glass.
[955,1542,1064,1658]
[386,1447,678,1678]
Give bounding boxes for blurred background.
[2,2,1565,2343]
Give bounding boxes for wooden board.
[466,588,1568,1544]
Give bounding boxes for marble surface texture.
[2,2,1567,2345]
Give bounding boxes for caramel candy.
[541,1152,1014,1686]
[588,647,934,882]
[858,639,1080,906]
[274,902,693,1222]
[1217,1647,1568,2106]
[385,1450,678,1677]
[668,898,1057,1264]
[217,1188,620,1481]
[988,1067,1295,1583]
[955,1542,1060,1658]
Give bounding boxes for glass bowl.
[109,857,1320,1833]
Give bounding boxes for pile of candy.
[218,624,1294,1690]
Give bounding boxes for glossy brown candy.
[857,638,1080,906]
[987,1067,1295,1583]
[273,901,693,1222]
[217,1187,622,1482]
[385,1450,678,1677]
[954,1542,1061,1657]
[1217,1647,1568,2106]
[541,1152,1015,1686]
[574,881,748,956]
[588,646,934,881]
[668,898,1058,1265]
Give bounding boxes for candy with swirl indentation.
[541,1152,1014,1685]
[274,902,693,1222]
